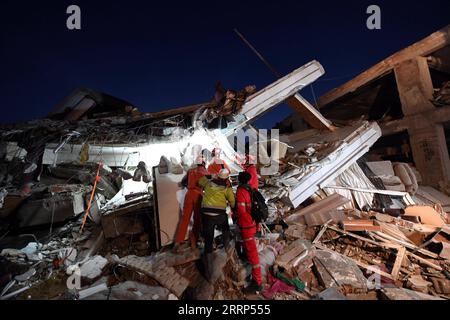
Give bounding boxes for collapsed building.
[1,25,450,301]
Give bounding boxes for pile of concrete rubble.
[0,61,449,300]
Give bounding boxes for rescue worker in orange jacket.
[235,171,263,293]
[174,155,208,249]
[207,147,231,177]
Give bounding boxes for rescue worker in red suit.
[235,171,263,293]
[240,153,262,235]
[174,156,208,250]
[207,147,231,177]
[240,153,258,190]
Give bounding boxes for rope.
[310,84,319,109]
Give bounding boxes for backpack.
[241,184,269,223]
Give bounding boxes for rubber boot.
[203,253,213,282]
[243,279,263,294]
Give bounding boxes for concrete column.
[394,57,450,186]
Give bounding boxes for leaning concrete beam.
[239,60,325,121]
[289,122,382,208]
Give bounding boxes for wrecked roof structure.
[1,46,450,301]
[280,24,450,188]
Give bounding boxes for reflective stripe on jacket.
[236,185,255,228]
[198,176,235,210]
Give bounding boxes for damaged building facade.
[1,26,450,301]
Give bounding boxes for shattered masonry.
[1,25,450,300]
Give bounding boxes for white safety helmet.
[218,168,230,180]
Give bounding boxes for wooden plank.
[377,222,416,245]
[285,193,351,225]
[391,247,406,279]
[286,94,335,132]
[381,106,450,136]
[327,225,400,250]
[353,259,396,281]
[276,240,310,269]
[406,252,443,271]
[313,245,369,292]
[343,220,382,232]
[312,220,333,244]
[305,209,345,227]
[319,24,450,107]
[371,232,439,259]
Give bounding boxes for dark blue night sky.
[1,0,449,128]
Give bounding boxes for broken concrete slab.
[152,248,201,269]
[15,185,87,228]
[275,239,313,271]
[313,249,369,294]
[78,282,109,300]
[380,287,444,300]
[0,193,28,219]
[14,268,36,282]
[314,287,347,300]
[82,281,171,300]
[284,224,306,239]
[1,249,26,259]
[112,255,190,298]
[288,122,382,208]
[237,61,325,123]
